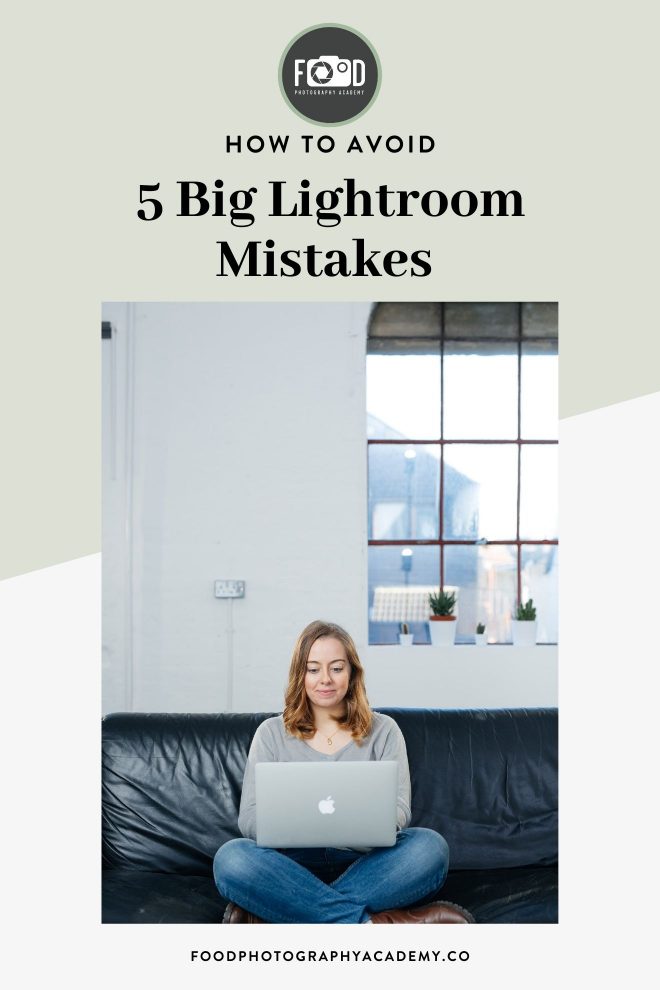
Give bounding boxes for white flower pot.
[475,633,488,647]
[429,617,457,646]
[511,620,537,646]
[398,633,414,646]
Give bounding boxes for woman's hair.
[283,620,373,742]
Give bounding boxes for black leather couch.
[102,708,557,924]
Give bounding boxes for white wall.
[102,302,557,714]
[364,645,556,709]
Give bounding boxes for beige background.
[1,0,658,580]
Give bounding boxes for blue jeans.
[213,827,449,923]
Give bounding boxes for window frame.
[367,302,558,643]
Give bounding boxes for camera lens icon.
[310,60,333,84]
[307,56,352,87]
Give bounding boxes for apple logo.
[318,795,335,815]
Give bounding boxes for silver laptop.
[255,761,398,848]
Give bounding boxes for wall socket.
[214,580,245,599]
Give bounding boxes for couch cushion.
[102,865,557,924]
[102,870,225,924]
[103,712,277,874]
[385,708,557,870]
[435,865,558,924]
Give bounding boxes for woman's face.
[304,636,351,713]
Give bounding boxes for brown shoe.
[370,901,475,924]
[222,901,266,924]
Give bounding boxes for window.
[367,302,558,645]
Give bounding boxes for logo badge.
[318,795,336,815]
[279,24,381,126]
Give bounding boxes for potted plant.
[398,622,414,646]
[511,599,537,646]
[428,589,457,646]
[475,622,487,647]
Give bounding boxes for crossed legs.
[213,827,449,924]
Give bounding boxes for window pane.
[443,345,518,439]
[444,545,517,643]
[443,444,518,540]
[520,445,558,539]
[367,354,440,439]
[521,545,558,643]
[368,302,441,340]
[521,342,558,439]
[368,545,439,644]
[369,444,439,540]
[444,302,519,338]
[521,302,558,338]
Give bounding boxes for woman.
[213,620,473,924]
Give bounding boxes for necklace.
[318,727,341,746]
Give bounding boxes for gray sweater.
[238,712,412,840]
